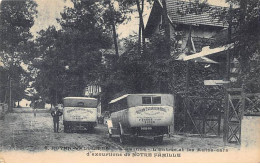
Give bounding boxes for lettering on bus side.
[72,116,88,120]
[136,107,167,114]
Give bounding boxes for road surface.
[0,108,259,152]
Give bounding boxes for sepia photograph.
[0,0,259,163]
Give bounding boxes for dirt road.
[0,109,258,152]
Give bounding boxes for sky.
[30,0,73,37]
[30,0,229,39]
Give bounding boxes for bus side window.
[142,97,151,104]
[142,96,161,104]
[152,97,161,104]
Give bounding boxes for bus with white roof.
[63,97,98,132]
[106,94,174,143]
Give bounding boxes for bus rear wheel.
[87,125,94,132]
[154,136,163,144]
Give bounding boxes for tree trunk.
[112,22,119,58]
[162,0,171,58]
[109,1,119,58]
[239,0,249,72]
[239,0,247,24]
[136,0,146,55]
[160,0,171,93]
[141,0,146,51]
[138,21,141,55]
[8,75,12,111]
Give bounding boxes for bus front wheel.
[64,122,72,133]
[119,134,126,144]
[87,125,94,132]
[118,122,126,144]
[108,128,112,138]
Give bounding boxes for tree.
[210,0,260,92]
[32,0,113,104]
[33,27,65,105]
[58,0,112,95]
[102,0,126,58]
[161,0,171,58]
[0,0,37,108]
[116,0,152,56]
[174,0,260,93]
[0,0,37,65]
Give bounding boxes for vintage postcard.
[0,0,259,163]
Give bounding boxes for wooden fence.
[244,93,260,116]
[175,95,223,137]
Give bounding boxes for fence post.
[223,87,229,145]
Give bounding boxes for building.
[144,0,229,64]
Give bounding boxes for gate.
[175,95,223,137]
[223,88,245,144]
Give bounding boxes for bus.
[63,97,98,132]
[106,94,174,143]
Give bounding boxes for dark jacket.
[51,110,63,121]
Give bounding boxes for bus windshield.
[63,97,98,108]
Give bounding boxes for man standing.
[51,106,63,133]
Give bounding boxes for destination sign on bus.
[66,108,94,114]
[136,107,167,114]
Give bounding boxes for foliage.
[32,0,113,104]
[100,32,223,107]
[0,0,37,103]
[176,0,260,93]
[0,0,37,64]
[241,52,260,93]
[213,0,260,92]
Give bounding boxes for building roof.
[145,0,228,37]
[166,0,228,27]
[109,94,129,104]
